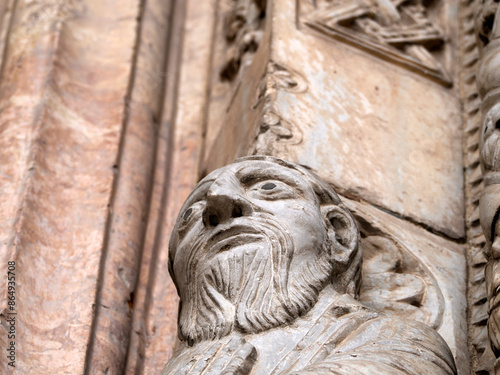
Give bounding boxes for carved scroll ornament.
[355,216,445,330]
[251,63,306,155]
[162,156,455,374]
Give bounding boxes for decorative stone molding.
[459,0,495,371]
[474,0,500,368]
[250,62,306,154]
[252,111,303,154]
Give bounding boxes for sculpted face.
[169,156,359,345]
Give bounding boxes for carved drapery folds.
[475,0,500,368]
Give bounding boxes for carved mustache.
[184,213,295,299]
[205,224,265,256]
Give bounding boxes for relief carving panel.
[300,0,451,85]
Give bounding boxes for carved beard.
[178,213,333,346]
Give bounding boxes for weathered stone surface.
[0,0,476,373]
[85,0,170,373]
[162,156,457,375]
[201,0,273,177]
[473,0,500,368]
[274,0,463,239]
[458,0,494,370]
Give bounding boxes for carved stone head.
[169,156,361,345]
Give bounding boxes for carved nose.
[203,180,253,227]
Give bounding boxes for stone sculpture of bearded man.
[162,156,457,375]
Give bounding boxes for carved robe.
[162,286,456,374]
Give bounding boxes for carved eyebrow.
[236,165,304,190]
[181,179,213,208]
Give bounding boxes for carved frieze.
[299,0,452,86]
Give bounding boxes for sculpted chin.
[163,156,457,375]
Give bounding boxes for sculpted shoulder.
[319,297,457,375]
[256,291,456,375]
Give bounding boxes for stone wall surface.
[0,0,143,373]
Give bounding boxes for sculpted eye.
[261,182,276,190]
[183,208,193,221]
[179,201,205,228]
[248,180,296,200]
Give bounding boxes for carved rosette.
[475,0,500,368]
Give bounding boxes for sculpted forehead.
[183,159,316,207]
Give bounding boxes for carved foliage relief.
[299,0,451,85]
[220,0,267,82]
[251,63,306,155]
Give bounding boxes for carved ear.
[322,205,359,265]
